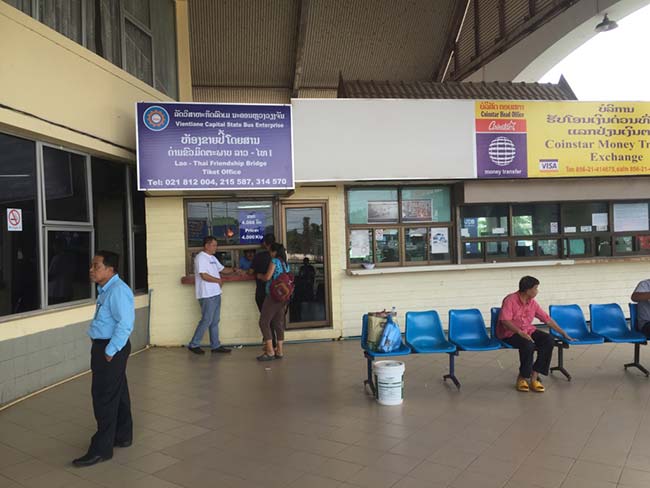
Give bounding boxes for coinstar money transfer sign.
[475,100,650,179]
[136,102,293,190]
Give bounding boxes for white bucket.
[374,360,405,406]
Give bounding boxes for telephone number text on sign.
[147,177,289,188]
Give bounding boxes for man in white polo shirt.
[188,236,239,355]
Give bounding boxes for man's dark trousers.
[503,330,554,378]
[89,339,132,457]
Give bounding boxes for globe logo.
[488,136,516,166]
[143,105,169,131]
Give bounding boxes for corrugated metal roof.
[193,87,291,104]
[189,0,300,87]
[338,77,577,100]
[300,0,457,87]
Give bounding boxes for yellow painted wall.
[0,3,165,341]
[146,185,346,345]
[339,262,647,337]
[0,3,172,159]
[147,184,649,345]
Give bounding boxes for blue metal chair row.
[361,303,648,394]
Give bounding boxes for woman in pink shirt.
[497,276,573,392]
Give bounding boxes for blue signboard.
[239,211,265,244]
[136,102,294,191]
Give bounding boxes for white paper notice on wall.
[564,226,577,233]
[550,222,558,234]
[613,203,649,232]
[349,230,370,258]
[374,229,384,241]
[580,225,592,233]
[7,208,22,231]
[492,227,505,235]
[460,228,470,238]
[430,228,449,254]
[592,213,608,228]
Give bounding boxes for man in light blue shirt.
[73,251,134,467]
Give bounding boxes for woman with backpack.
[256,243,292,361]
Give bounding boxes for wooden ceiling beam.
[291,0,311,98]
[434,0,471,82]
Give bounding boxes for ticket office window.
[185,200,275,274]
[346,186,453,267]
[460,201,650,262]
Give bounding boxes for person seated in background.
[497,276,574,393]
[631,278,650,337]
[238,249,256,271]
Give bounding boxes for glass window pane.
[463,242,483,260]
[429,227,451,262]
[43,146,89,222]
[0,133,39,316]
[615,236,633,253]
[596,237,612,256]
[151,0,178,98]
[349,229,372,264]
[130,168,146,226]
[537,239,559,257]
[514,240,534,257]
[405,228,427,262]
[47,230,91,305]
[401,187,450,223]
[375,229,399,263]
[92,159,129,284]
[487,241,509,259]
[134,231,147,290]
[123,0,150,27]
[187,201,274,247]
[4,0,32,14]
[85,0,122,66]
[215,251,233,268]
[461,205,508,237]
[39,0,82,43]
[125,19,153,85]
[347,189,398,224]
[613,203,649,232]
[564,238,592,257]
[562,202,608,233]
[512,204,560,236]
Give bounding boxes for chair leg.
[363,354,377,396]
[443,351,461,390]
[624,343,650,377]
[550,341,571,381]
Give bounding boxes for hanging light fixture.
[595,14,618,32]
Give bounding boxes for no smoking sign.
[7,208,22,232]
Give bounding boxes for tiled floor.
[1,340,650,488]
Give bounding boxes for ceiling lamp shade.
[595,14,618,32]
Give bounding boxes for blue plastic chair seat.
[409,338,456,354]
[590,303,647,344]
[405,310,457,354]
[550,328,604,345]
[364,343,412,359]
[490,307,512,349]
[550,304,605,345]
[454,337,503,351]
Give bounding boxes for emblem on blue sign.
[143,105,169,131]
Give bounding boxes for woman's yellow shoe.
[530,380,545,392]
[516,378,530,392]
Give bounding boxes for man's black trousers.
[503,330,555,378]
[89,339,132,457]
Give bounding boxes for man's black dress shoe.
[72,453,112,467]
[188,346,205,355]
[114,440,132,448]
[211,346,232,353]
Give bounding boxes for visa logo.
[539,159,559,171]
